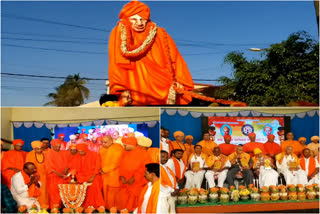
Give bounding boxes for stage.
[176,199,320,213]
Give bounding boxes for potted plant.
[187,188,199,205]
[297,192,306,201]
[209,187,219,203]
[120,209,129,214]
[177,188,188,205]
[62,208,74,213]
[29,204,38,214]
[250,187,260,201]
[109,207,117,214]
[97,206,106,214]
[239,188,250,201]
[198,188,209,204]
[74,207,84,213]
[297,184,304,193]
[220,187,230,203]
[306,185,316,200]
[287,184,296,193]
[51,205,60,214]
[84,207,95,214]
[270,185,280,201]
[288,192,298,200]
[18,205,28,213]
[279,185,288,200]
[261,192,270,202]
[231,190,240,202]
[261,186,269,193]
[313,183,319,198]
[248,184,254,192]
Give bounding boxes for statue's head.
[119,1,150,32]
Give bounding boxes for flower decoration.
[120,209,129,214]
[97,206,106,213]
[261,186,269,193]
[84,206,95,213]
[297,184,304,192]
[287,184,297,192]
[220,187,229,194]
[63,208,74,213]
[229,186,236,192]
[210,187,219,194]
[188,188,199,196]
[251,187,259,193]
[239,189,250,196]
[270,185,279,193]
[179,188,189,196]
[75,207,84,213]
[18,205,28,213]
[238,185,246,190]
[306,185,314,192]
[199,188,209,195]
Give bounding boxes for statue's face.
[129,14,147,32]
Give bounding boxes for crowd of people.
[1,132,160,213]
[160,127,319,213]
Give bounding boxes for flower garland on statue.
[119,21,157,58]
[58,182,90,208]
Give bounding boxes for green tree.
[45,74,90,106]
[216,31,319,106]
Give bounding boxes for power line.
[2,37,108,45]
[2,13,109,32]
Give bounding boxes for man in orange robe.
[26,141,49,209]
[108,1,194,106]
[184,135,195,162]
[119,136,152,212]
[100,136,124,209]
[243,133,266,157]
[281,132,303,157]
[168,131,186,161]
[45,139,69,208]
[263,134,282,158]
[197,133,217,156]
[1,139,27,188]
[307,136,319,157]
[218,135,236,156]
[135,163,160,213]
[75,144,104,208]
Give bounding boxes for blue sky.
[1,1,318,106]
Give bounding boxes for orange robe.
[160,165,176,190]
[243,142,266,157]
[219,143,236,156]
[75,151,104,208]
[281,140,303,156]
[118,146,152,212]
[45,150,68,208]
[148,147,160,163]
[184,143,195,164]
[137,179,160,214]
[108,22,194,106]
[1,150,27,188]
[264,142,282,157]
[100,144,124,209]
[26,151,49,209]
[300,156,317,176]
[197,140,218,156]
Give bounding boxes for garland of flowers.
[58,184,88,208]
[35,152,44,164]
[119,21,157,58]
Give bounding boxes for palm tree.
[44,74,90,106]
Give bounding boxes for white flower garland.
[58,184,88,208]
[119,23,157,55]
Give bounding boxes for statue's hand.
[174,82,184,94]
[120,90,132,106]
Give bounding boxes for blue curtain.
[13,125,52,152]
[161,111,319,145]
[148,122,160,148]
[291,114,319,145]
[54,127,79,142]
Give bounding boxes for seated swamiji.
[108,1,194,106]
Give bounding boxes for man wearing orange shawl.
[307,136,319,157]
[281,132,302,157]
[227,146,253,187]
[243,133,266,157]
[1,139,27,188]
[75,144,105,208]
[26,141,49,209]
[166,149,186,189]
[276,146,307,185]
[118,136,152,212]
[184,145,208,189]
[218,135,236,156]
[205,147,231,188]
[197,133,218,156]
[100,136,124,209]
[160,150,177,214]
[45,139,69,208]
[169,131,186,162]
[135,163,160,214]
[184,135,195,162]
[300,148,319,185]
[263,134,282,158]
[108,1,194,106]
[10,162,41,210]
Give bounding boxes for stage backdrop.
[161,109,319,145]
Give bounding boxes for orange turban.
[58,133,65,138]
[248,133,256,138]
[298,137,306,142]
[31,141,43,149]
[12,139,24,146]
[267,134,275,140]
[224,135,231,140]
[185,135,193,140]
[69,144,77,149]
[80,133,88,139]
[122,137,137,146]
[76,143,88,152]
[311,136,319,142]
[119,1,150,20]
[174,131,184,139]
[51,139,62,147]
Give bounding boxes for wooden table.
[176,200,319,213]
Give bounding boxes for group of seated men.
[1,133,160,213]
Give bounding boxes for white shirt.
[141,182,153,214]
[160,164,176,195]
[166,158,185,179]
[161,138,169,153]
[189,154,208,169]
[302,157,319,176]
[277,155,300,173]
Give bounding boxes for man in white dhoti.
[184,145,208,189]
[166,149,186,189]
[205,147,231,188]
[276,146,308,185]
[159,150,178,214]
[252,148,278,187]
[300,148,319,185]
[10,162,41,210]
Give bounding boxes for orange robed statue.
[108,1,194,106]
